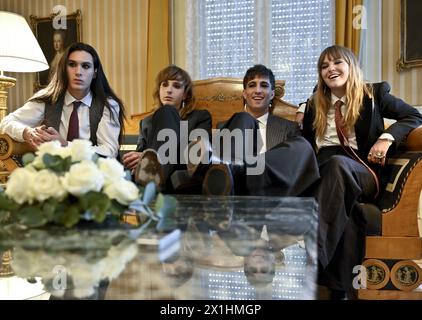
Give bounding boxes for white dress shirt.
[317,94,358,149]
[256,112,268,154]
[0,90,121,157]
[316,93,394,150]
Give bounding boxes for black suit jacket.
[217,112,301,151]
[136,109,212,152]
[302,82,422,162]
[266,114,301,150]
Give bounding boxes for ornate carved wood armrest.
[0,134,34,183]
[0,134,33,159]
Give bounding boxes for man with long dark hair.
[0,42,125,158]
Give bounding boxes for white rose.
[37,140,63,156]
[5,167,36,204]
[103,179,139,205]
[32,140,63,169]
[97,158,126,185]
[61,160,105,196]
[32,169,67,202]
[57,146,72,159]
[70,139,96,162]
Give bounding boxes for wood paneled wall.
[0,0,149,116]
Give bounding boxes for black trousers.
[315,146,376,295]
[221,112,320,196]
[146,105,186,192]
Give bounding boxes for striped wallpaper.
[0,0,149,118]
[1,0,420,117]
[382,0,422,106]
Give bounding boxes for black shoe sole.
[202,164,234,195]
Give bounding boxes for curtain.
[146,0,171,112]
[335,0,363,57]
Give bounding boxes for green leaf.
[143,182,156,205]
[154,193,165,214]
[41,199,58,221]
[16,205,48,228]
[0,193,19,211]
[62,156,73,172]
[43,154,67,173]
[110,200,127,216]
[78,192,111,223]
[54,204,80,228]
[22,153,35,166]
[0,210,10,223]
[157,195,177,219]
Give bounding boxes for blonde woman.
[302,45,422,298]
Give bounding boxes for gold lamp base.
[0,74,17,186]
[0,250,14,277]
[0,75,16,277]
[0,74,16,122]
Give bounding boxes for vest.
[43,95,105,146]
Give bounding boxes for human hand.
[41,127,68,146]
[295,112,304,129]
[23,125,49,149]
[122,151,142,171]
[367,139,393,166]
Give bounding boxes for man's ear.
[93,69,98,79]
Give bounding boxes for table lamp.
[0,11,49,122]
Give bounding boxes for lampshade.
[0,11,48,72]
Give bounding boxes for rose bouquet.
[0,140,179,299]
[0,139,176,230]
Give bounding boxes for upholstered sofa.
[0,77,421,299]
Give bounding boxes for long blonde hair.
[312,45,372,140]
[152,65,195,119]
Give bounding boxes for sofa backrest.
[193,77,298,128]
[121,77,299,157]
[127,77,299,134]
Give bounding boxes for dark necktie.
[67,101,81,141]
[334,100,348,146]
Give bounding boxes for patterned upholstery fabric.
[376,151,422,212]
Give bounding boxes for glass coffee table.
[0,196,318,300]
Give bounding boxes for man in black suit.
[201,64,319,196]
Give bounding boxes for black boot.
[202,162,245,195]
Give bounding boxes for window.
[203,0,255,78]
[194,0,334,104]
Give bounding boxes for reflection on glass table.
[0,276,49,300]
[107,196,318,300]
[0,196,318,300]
